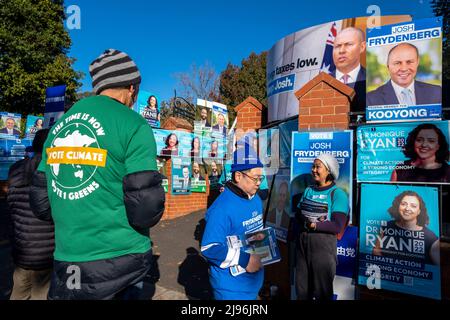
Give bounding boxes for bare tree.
[173,61,220,103]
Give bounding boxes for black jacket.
[7,155,55,270]
[29,169,165,299]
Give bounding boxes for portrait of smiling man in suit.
[367,42,442,107]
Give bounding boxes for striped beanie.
[89,49,141,94]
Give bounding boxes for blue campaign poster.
[0,112,22,139]
[134,90,160,128]
[171,157,192,195]
[25,115,44,138]
[153,129,193,158]
[357,121,450,184]
[334,225,358,300]
[337,225,358,278]
[0,138,33,180]
[211,102,229,137]
[358,184,441,300]
[290,130,353,221]
[43,85,66,128]
[366,17,443,122]
[201,132,226,160]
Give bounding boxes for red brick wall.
[235,97,264,140]
[295,72,354,131]
[161,158,208,220]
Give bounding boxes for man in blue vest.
[201,146,265,299]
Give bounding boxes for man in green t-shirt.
[30,49,165,300]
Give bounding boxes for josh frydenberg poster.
[366,17,443,123]
[134,90,160,128]
[0,112,22,138]
[290,131,353,221]
[266,16,410,122]
[171,157,191,195]
[43,85,66,128]
[357,121,450,184]
[358,184,441,300]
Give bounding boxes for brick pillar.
[159,117,208,220]
[294,72,355,130]
[234,96,264,141]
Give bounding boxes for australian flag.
[320,22,337,75]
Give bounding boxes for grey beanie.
[316,153,340,180]
[89,49,141,94]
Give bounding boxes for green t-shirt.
[38,95,157,262]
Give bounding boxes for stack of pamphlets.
[226,227,280,276]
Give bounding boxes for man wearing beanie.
[295,153,349,300]
[201,147,266,300]
[30,49,165,300]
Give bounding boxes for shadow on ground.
[177,247,213,300]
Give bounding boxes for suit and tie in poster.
[211,104,229,138]
[194,99,212,133]
[171,157,192,195]
[366,17,443,123]
[195,98,229,136]
[266,16,410,122]
[191,161,206,193]
[358,184,441,300]
[0,112,22,138]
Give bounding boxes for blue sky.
[66,0,435,103]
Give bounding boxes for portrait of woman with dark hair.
[190,136,201,158]
[140,95,160,125]
[161,133,179,156]
[391,123,450,183]
[295,153,349,300]
[28,118,44,135]
[208,140,219,158]
[372,190,439,265]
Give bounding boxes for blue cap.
[230,143,263,172]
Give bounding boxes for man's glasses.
[240,171,265,184]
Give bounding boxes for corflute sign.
[366,17,443,123]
